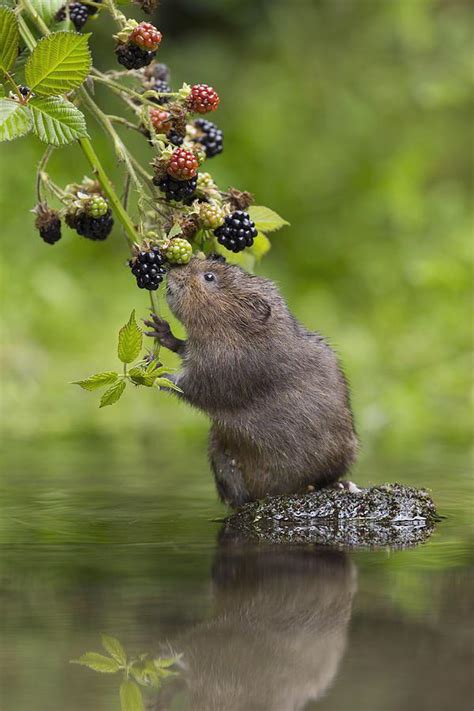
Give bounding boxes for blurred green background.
[0,0,472,462]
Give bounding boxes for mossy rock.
[224,484,439,548]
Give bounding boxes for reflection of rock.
[224,484,438,548]
[156,543,356,711]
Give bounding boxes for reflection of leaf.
[100,380,126,408]
[101,635,127,666]
[120,680,144,711]
[154,654,182,669]
[71,652,120,673]
[118,310,142,364]
[73,372,118,390]
[248,205,290,233]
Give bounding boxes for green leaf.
[250,232,271,260]
[0,7,19,74]
[100,380,126,408]
[155,377,183,393]
[29,0,65,26]
[120,680,144,711]
[25,31,91,96]
[128,366,155,387]
[248,205,290,233]
[118,310,142,364]
[0,99,32,141]
[73,372,118,391]
[71,652,121,673]
[101,635,127,666]
[154,654,182,669]
[29,95,88,145]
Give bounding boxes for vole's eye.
[204,272,216,283]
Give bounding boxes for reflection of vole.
[145,255,358,507]
[156,543,357,711]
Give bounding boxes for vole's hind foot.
[143,312,186,354]
[333,480,362,494]
[209,441,250,508]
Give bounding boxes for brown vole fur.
[145,255,358,507]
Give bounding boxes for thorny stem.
[90,70,175,109]
[36,146,54,202]
[149,291,162,359]
[78,137,138,250]
[78,86,142,191]
[16,13,36,51]
[20,0,50,35]
[107,115,144,133]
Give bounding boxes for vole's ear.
[248,295,271,324]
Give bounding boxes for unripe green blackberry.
[86,195,108,218]
[196,172,216,190]
[164,238,192,265]
[199,202,225,230]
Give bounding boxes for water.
[0,436,472,711]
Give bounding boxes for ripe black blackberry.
[130,246,167,290]
[56,2,89,30]
[195,119,223,158]
[152,79,172,105]
[115,43,155,70]
[153,174,197,203]
[166,129,184,146]
[213,210,257,253]
[35,205,62,245]
[72,209,114,241]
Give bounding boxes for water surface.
[0,436,472,710]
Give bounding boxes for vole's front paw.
[143,312,174,349]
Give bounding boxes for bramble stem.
[36,146,54,202]
[78,137,138,250]
[90,70,174,108]
[16,13,36,51]
[20,0,50,35]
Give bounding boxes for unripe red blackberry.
[129,22,162,51]
[34,204,62,245]
[129,245,167,290]
[213,210,257,253]
[164,238,193,265]
[199,202,225,230]
[194,119,223,158]
[167,147,199,180]
[149,108,172,134]
[153,174,197,203]
[115,43,155,70]
[187,84,220,114]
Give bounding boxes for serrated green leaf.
[100,380,126,408]
[128,366,155,387]
[154,654,182,669]
[29,95,88,145]
[120,680,144,711]
[118,310,142,364]
[71,652,120,673]
[248,205,290,233]
[25,31,91,96]
[0,99,31,141]
[29,0,65,26]
[250,232,271,260]
[155,377,183,393]
[101,635,127,666]
[0,7,19,74]
[73,371,118,391]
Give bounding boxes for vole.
[145,255,358,508]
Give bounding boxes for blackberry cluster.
[115,44,155,70]
[195,119,223,158]
[154,174,197,203]
[166,129,184,146]
[130,246,167,290]
[152,79,172,105]
[71,209,114,241]
[56,2,89,30]
[37,215,61,244]
[214,210,257,253]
